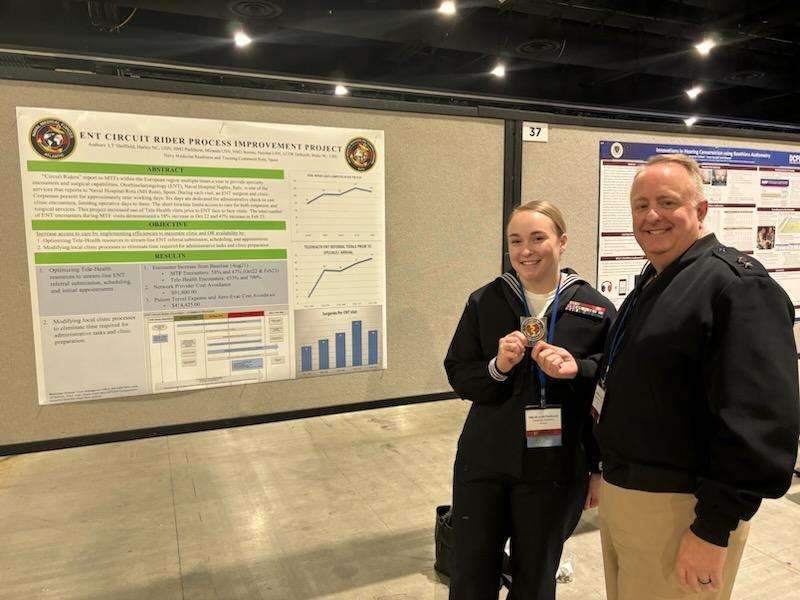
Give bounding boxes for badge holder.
[591,379,606,423]
[525,402,562,448]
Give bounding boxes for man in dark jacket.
[594,153,799,600]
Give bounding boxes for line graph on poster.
[292,242,384,308]
[291,175,383,240]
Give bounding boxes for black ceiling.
[1,0,799,127]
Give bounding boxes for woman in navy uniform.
[445,201,615,599]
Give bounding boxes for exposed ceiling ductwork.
[0,0,797,125]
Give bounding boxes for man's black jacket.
[597,234,800,547]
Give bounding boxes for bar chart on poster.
[16,106,387,404]
[294,305,383,376]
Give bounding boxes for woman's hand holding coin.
[496,331,528,374]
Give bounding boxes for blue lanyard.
[604,295,635,374]
[518,274,562,407]
[603,263,651,380]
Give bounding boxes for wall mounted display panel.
[0,80,503,444]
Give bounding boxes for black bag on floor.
[434,504,512,589]
[434,504,454,576]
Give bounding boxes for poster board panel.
[0,80,503,444]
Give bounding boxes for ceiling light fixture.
[685,86,703,100]
[334,85,349,96]
[491,63,506,78]
[234,30,252,47]
[694,38,715,56]
[438,1,456,15]
[684,116,698,127]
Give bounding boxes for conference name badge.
[520,316,547,347]
[591,383,606,422]
[525,407,562,448]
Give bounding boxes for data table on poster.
[147,310,290,391]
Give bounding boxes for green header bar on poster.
[31,220,286,231]
[34,249,287,264]
[27,161,284,179]
[174,314,204,322]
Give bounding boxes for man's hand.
[496,331,528,374]
[584,473,601,510]
[675,529,727,592]
[532,341,578,379]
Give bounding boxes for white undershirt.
[523,275,560,317]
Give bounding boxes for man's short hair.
[639,153,705,203]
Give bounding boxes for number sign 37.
[522,122,549,143]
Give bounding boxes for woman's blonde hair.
[509,200,567,237]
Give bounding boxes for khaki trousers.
[598,478,749,600]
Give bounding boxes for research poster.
[598,140,800,313]
[17,107,386,404]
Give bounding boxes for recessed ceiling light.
[685,86,703,100]
[234,30,252,47]
[491,63,506,78]
[438,1,456,15]
[694,38,715,56]
[684,116,698,127]
[334,85,349,96]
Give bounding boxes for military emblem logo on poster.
[29,117,76,160]
[345,137,377,171]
